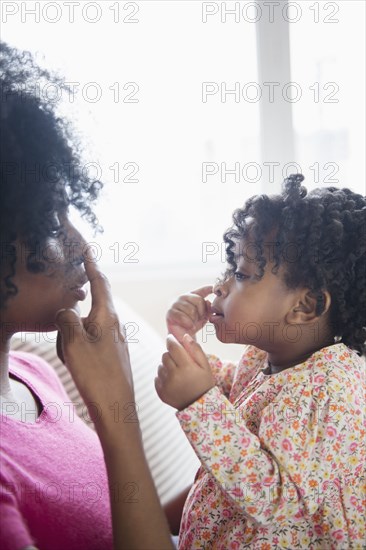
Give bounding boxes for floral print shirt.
[176,344,366,549]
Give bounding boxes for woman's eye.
[50,225,62,237]
[234,271,249,281]
[50,213,61,233]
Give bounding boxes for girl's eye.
[234,271,249,281]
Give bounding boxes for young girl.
[156,175,366,549]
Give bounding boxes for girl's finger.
[162,351,177,369]
[175,295,208,321]
[157,363,168,380]
[167,308,195,329]
[182,334,208,369]
[190,286,214,298]
[166,334,191,366]
[187,288,213,318]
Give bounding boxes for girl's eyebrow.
[234,250,248,261]
[235,253,257,269]
[233,254,241,261]
[233,253,245,265]
[234,254,247,266]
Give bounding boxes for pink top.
[177,344,366,549]
[0,352,113,550]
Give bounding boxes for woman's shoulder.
[10,349,57,376]
[9,350,67,399]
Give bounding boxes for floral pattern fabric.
[176,344,366,549]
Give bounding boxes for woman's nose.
[64,221,88,263]
[69,224,87,248]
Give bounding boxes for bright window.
[1,1,260,275]
[289,0,365,194]
[1,0,364,280]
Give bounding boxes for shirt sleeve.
[206,355,236,398]
[176,370,361,525]
[0,477,35,550]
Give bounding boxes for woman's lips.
[71,286,88,301]
[70,271,88,301]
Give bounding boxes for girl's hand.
[155,333,216,410]
[166,286,213,343]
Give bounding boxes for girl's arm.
[157,336,363,525]
[206,355,236,398]
[56,255,173,550]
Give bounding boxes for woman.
[0,41,173,549]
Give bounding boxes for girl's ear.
[286,289,331,324]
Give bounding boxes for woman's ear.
[286,289,331,324]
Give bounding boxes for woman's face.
[3,215,89,333]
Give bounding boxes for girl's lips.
[209,307,224,323]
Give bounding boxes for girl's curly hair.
[0,41,103,308]
[223,174,366,355]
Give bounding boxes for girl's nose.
[213,279,229,298]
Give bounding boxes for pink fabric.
[0,351,113,550]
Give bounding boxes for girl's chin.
[212,323,244,345]
[212,323,231,344]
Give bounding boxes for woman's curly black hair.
[0,41,103,308]
[223,174,366,356]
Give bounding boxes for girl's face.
[210,240,300,350]
[2,215,89,333]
